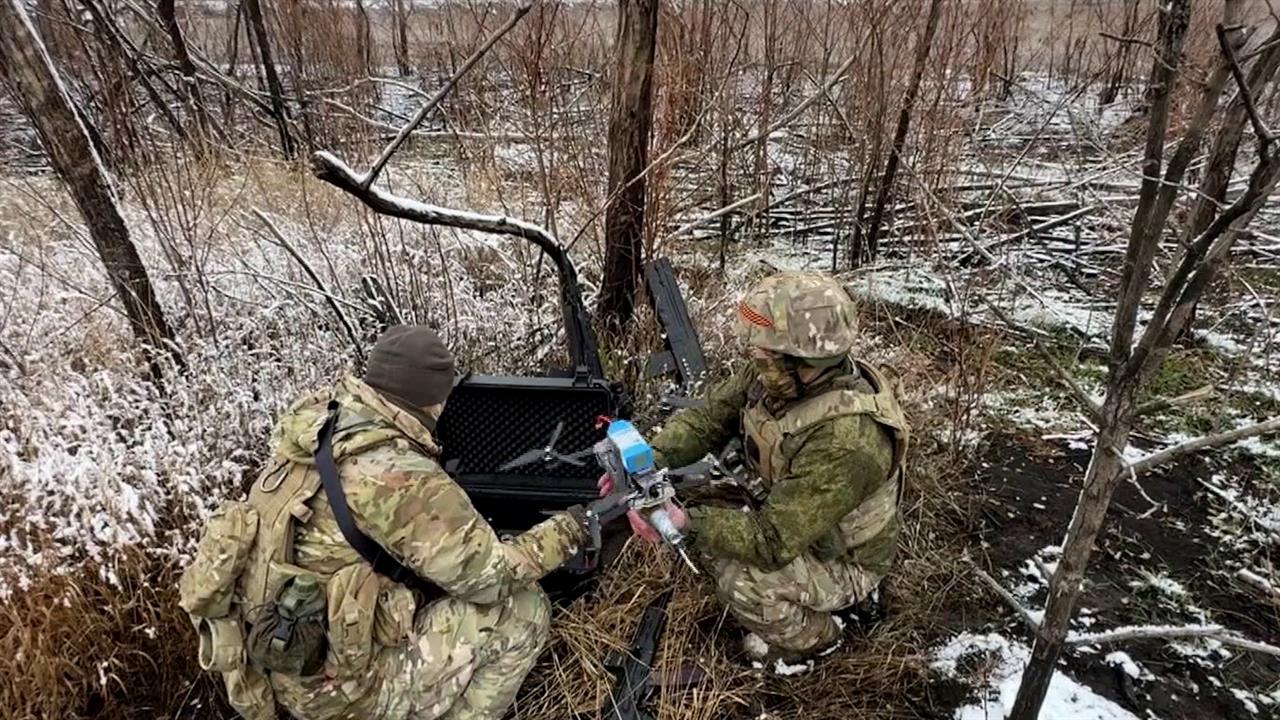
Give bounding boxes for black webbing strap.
[315,401,444,600]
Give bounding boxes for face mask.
[753,353,800,400]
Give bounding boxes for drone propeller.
[497,420,591,471]
[497,447,548,472]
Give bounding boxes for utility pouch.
[246,574,328,677]
[179,501,259,619]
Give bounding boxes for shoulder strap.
[316,401,443,600]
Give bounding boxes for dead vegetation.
[1,0,1279,718]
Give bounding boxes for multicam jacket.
[179,376,584,719]
[263,376,584,603]
[650,358,907,575]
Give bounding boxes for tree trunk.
[156,0,210,136]
[599,0,658,327]
[393,0,410,76]
[354,0,371,75]
[1008,3,1195,717]
[0,0,181,373]
[1099,0,1142,106]
[1008,397,1135,718]
[243,0,293,156]
[861,0,943,265]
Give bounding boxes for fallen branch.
[961,205,1099,262]
[1067,624,1280,656]
[363,1,535,188]
[973,567,1044,637]
[1127,417,1280,474]
[251,208,365,367]
[1133,384,1216,416]
[1198,478,1280,541]
[1237,568,1280,602]
[984,299,1104,423]
[663,193,763,243]
[310,151,604,377]
[738,53,857,147]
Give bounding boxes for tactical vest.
[741,359,909,552]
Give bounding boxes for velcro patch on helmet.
[738,301,774,328]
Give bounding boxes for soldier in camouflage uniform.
[180,326,615,720]
[616,272,909,667]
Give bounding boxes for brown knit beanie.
[363,325,456,409]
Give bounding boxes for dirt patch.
[972,432,1280,720]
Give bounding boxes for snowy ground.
[1,67,1278,719]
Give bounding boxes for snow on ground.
[0,162,710,598]
[1104,652,1153,682]
[931,632,1144,720]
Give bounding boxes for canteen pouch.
[246,574,328,677]
[179,502,259,619]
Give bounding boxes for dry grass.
[513,309,980,720]
[0,552,227,719]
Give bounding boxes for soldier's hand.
[636,502,687,544]
[598,473,664,544]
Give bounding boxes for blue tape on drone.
[605,419,655,475]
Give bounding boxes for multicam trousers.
[273,585,550,720]
[714,554,880,654]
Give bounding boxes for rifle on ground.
[603,589,673,720]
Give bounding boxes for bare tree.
[393,0,411,76]
[243,0,294,156]
[600,0,659,326]
[0,0,181,373]
[859,0,943,265]
[1008,1,1280,716]
[156,0,211,136]
[354,0,372,75]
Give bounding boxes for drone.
[498,420,594,472]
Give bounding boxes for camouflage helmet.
[735,272,857,362]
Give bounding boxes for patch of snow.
[1169,637,1233,666]
[1105,651,1153,681]
[930,632,1144,720]
[1232,689,1260,715]
[1229,688,1280,715]
[771,658,814,676]
[743,633,769,658]
[1130,570,1188,598]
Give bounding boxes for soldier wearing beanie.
[181,325,625,720]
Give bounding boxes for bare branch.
[313,151,561,249]
[1099,32,1154,48]
[310,150,604,377]
[1127,417,1280,474]
[363,2,536,189]
[662,192,764,243]
[251,208,365,367]
[1237,568,1280,602]
[1133,385,1216,417]
[1067,624,1280,656]
[738,53,857,147]
[1110,0,1193,372]
[1217,23,1275,153]
[973,567,1044,637]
